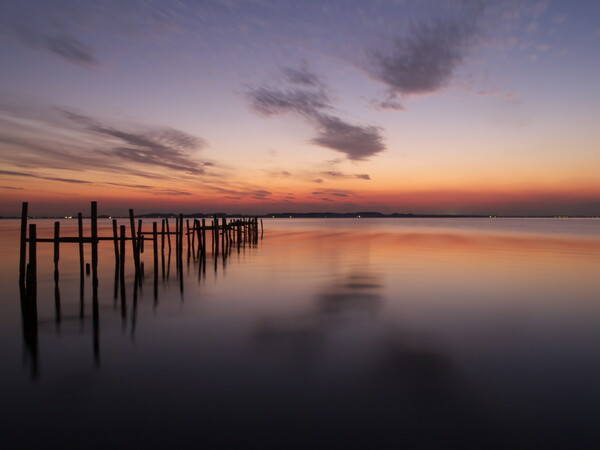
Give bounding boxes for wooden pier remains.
[19,201,262,304]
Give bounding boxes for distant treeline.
[3,212,596,219]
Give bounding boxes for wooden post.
[165,218,172,252]
[191,219,197,252]
[26,223,37,303]
[161,219,165,253]
[54,220,61,326]
[186,219,191,252]
[161,219,166,280]
[153,221,158,300]
[213,218,219,256]
[112,219,119,268]
[221,217,227,253]
[91,202,99,318]
[137,219,144,254]
[78,213,85,318]
[19,202,28,288]
[53,221,60,282]
[129,209,141,277]
[78,213,84,278]
[119,225,126,307]
[153,222,158,277]
[202,219,206,254]
[179,214,184,270]
[91,202,98,272]
[175,215,180,272]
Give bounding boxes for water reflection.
[17,234,260,375]
[6,220,600,449]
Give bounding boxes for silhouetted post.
[129,209,141,278]
[221,218,227,253]
[53,221,60,282]
[86,263,91,275]
[137,219,144,254]
[161,219,165,253]
[78,213,84,277]
[78,213,85,318]
[153,221,158,301]
[186,219,191,254]
[112,219,119,268]
[91,203,99,342]
[26,223,37,304]
[260,219,264,239]
[165,218,172,252]
[179,214,184,270]
[202,219,206,254]
[191,219,196,253]
[119,225,126,307]
[19,202,28,288]
[161,219,166,280]
[91,202,98,272]
[214,218,219,256]
[175,215,180,272]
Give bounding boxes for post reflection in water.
[6,219,600,449]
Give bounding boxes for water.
[1,218,600,449]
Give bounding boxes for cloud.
[0,185,24,190]
[281,63,321,87]
[310,188,354,198]
[312,178,324,183]
[9,24,98,67]
[58,108,207,175]
[0,169,91,184]
[371,93,404,111]
[322,171,371,180]
[368,18,477,96]
[247,64,385,161]
[42,34,97,66]
[312,114,384,161]
[253,189,272,198]
[248,87,329,117]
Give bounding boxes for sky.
[0,0,599,216]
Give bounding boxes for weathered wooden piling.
[165,218,172,252]
[91,202,98,271]
[153,221,158,300]
[112,219,119,268]
[78,213,84,278]
[137,219,144,254]
[129,209,141,278]
[26,223,37,303]
[119,225,126,305]
[19,202,28,287]
[53,221,60,282]
[78,212,85,318]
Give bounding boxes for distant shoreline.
[1,213,598,219]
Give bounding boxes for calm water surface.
[1,218,600,449]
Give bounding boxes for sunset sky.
[1,0,599,216]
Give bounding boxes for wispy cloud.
[368,18,477,96]
[0,169,91,184]
[365,1,497,104]
[281,62,322,87]
[58,108,207,175]
[8,24,98,67]
[0,104,215,197]
[247,64,385,161]
[321,171,371,180]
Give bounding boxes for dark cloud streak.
[367,3,487,98]
[247,65,385,161]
